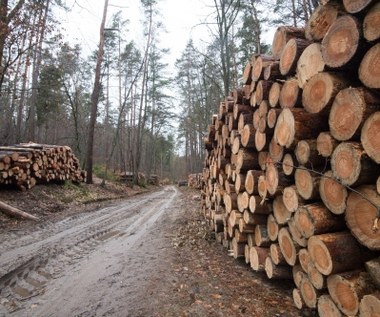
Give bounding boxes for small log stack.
[0,142,85,190]
[201,1,380,316]
[188,173,203,189]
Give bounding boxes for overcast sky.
[58,0,213,68]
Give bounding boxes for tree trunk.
[268,82,282,108]
[346,185,380,251]
[278,227,300,266]
[294,169,320,200]
[270,243,287,265]
[300,276,321,308]
[272,26,305,60]
[317,294,342,317]
[244,169,263,195]
[279,77,302,109]
[250,246,269,271]
[249,194,273,215]
[85,0,108,183]
[280,38,312,76]
[265,256,293,279]
[255,224,271,247]
[241,124,255,148]
[319,170,348,215]
[0,200,39,221]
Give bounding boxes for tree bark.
[265,256,293,279]
[250,246,269,271]
[305,3,340,41]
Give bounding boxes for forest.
[0,0,320,183]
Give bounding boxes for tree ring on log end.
[319,171,347,215]
[359,43,380,89]
[308,236,332,275]
[361,112,380,164]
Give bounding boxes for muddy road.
[0,186,311,317]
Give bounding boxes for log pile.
[188,173,203,189]
[201,1,380,316]
[0,142,85,190]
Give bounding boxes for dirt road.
[0,186,313,317]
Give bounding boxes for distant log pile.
[201,1,380,316]
[188,173,203,189]
[0,142,85,190]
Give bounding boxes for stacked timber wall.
[201,1,380,316]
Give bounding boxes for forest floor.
[0,181,317,316]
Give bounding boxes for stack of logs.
[201,1,380,316]
[188,173,203,189]
[0,142,85,190]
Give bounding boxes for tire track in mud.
[0,186,178,316]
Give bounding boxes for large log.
[346,185,380,251]
[0,200,39,221]
[272,26,305,60]
[294,168,320,201]
[265,256,293,280]
[319,170,348,215]
[270,243,287,265]
[245,169,264,195]
[343,0,374,13]
[250,246,270,272]
[317,295,342,317]
[274,108,328,148]
[297,43,325,89]
[294,203,345,239]
[307,231,368,275]
[361,111,380,164]
[236,149,259,172]
[321,15,364,69]
[331,141,378,186]
[302,72,349,114]
[279,38,312,76]
[363,2,380,42]
[305,3,339,41]
[278,227,300,266]
[279,77,301,109]
[329,87,380,141]
[327,271,377,316]
[249,194,273,215]
[241,124,256,148]
[268,82,282,108]
[300,276,321,308]
[359,42,380,89]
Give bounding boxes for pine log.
[293,264,306,288]
[299,248,312,274]
[267,108,281,130]
[305,3,339,41]
[365,257,380,288]
[278,227,300,266]
[257,175,268,201]
[266,162,293,197]
[308,263,327,290]
[265,256,293,279]
[274,108,328,149]
[231,135,241,155]
[283,185,304,213]
[254,130,268,152]
[317,131,339,158]
[273,195,292,225]
[280,38,312,76]
[233,103,251,121]
[361,111,380,163]
[288,217,308,247]
[267,213,280,242]
[242,61,252,85]
[308,231,368,275]
[255,223,271,247]
[359,293,380,317]
[249,194,273,215]
[268,82,282,108]
[238,218,255,234]
[319,170,348,215]
[0,200,39,221]
[250,246,270,272]
[294,168,320,201]
[252,55,276,82]
[331,142,378,186]
[245,170,263,195]
[238,112,253,132]
[317,295,342,317]
[244,244,251,264]
[327,271,378,316]
[293,288,305,310]
[297,43,325,89]
[268,137,284,163]
[343,0,374,13]
[237,191,250,212]
[270,243,287,265]
[300,276,321,308]
[236,149,259,172]
[329,87,380,141]
[321,15,363,68]
[363,2,380,42]
[346,185,380,251]
[294,203,345,239]
[279,77,301,109]
[241,124,256,148]
[282,153,297,176]
[235,173,246,193]
[272,26,305,60]
[231,237,246,259]
[264,61,283,81]
[255,80,272,105]
[302,72,349,114]
[224,193,238,213]
[295,139,326,168]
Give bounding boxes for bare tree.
[85,0,109,184]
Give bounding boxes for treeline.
[0,0,320,183]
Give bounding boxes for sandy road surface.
[0,185,179,317]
